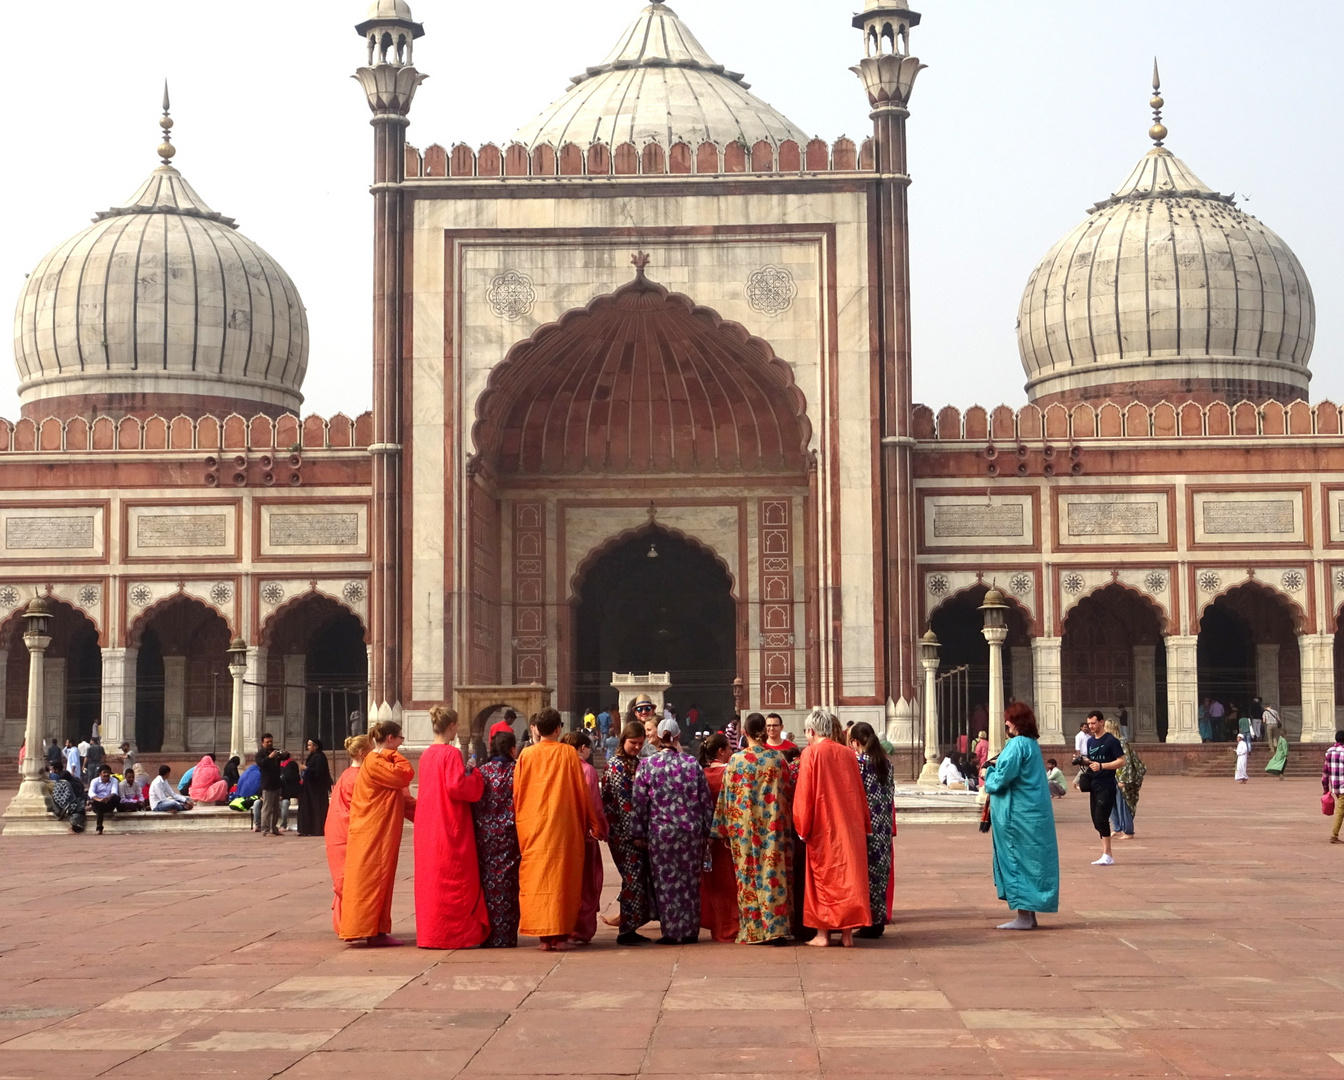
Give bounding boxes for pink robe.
[413,743,490,949]
[188,755,228,803]
[571,758,609,942]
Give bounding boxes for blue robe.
[983,735,1060,913]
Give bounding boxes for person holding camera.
[1077,710,1126,865]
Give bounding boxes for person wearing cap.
[631,717,713,945]
[632,696,662,757]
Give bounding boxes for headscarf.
[189,755,224,800]
[303,742,333,791]
[222,756,241,788]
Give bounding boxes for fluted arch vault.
[473,274,811,477]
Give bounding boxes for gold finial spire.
[158,80,176,165]
[1149,59,1167,148]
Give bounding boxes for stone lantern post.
[980,587,1009,756]
[6,598,54,819]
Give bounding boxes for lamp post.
[7,598,53,818]
[917,630,941,786]
[227,637,248,762]
[980,587,1009,756]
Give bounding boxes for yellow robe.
[513,740,602,938]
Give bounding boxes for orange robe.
[326,765,359,934]
[339,750,414,940]
[513,740,603,938]
[793,739,871,931]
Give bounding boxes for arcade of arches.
[926,581,1314,746]
[0,593,364,756]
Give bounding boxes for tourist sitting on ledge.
[87,765,121,834]
[49,764,87,833]
[118,766,147,811]
[149,765,194,813]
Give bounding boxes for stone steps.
[1,803,254,836]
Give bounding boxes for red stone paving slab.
[1,777,1342,1078]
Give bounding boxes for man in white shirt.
[87,765,121,834]
[1262,704,1283,749]
[149,765,193,813]
[1071,721,1090,790]
[62,739,81,779]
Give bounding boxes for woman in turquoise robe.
[981,703,1059,930]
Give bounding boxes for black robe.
[296,750,332,836]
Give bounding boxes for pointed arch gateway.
[466,267,815,714]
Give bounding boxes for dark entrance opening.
[135,630,165,753]
[574,529,736,729]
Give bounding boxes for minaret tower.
[354,1,427,725]
[852,3,926,724]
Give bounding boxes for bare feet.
[365,934,403,948]
[538,938,575,952]
[840,929,855,948]
[805,933,832,947]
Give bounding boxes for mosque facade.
[0,0,1335,758]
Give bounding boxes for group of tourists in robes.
[324,697,899,949]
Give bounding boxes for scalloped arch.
[127,591,234,647]
[569,522,737,602]
[1062,580,1170,635]
[259,588,368,648]
[473,274,811,477]
[925,581,1036,636]
[1197,578,1307,634]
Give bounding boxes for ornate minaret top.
[1149,59,1168,147]
[354,0,428,119]
[851,1,927,113]
[157,82,176,165]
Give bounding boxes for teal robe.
[983,735,1060,913]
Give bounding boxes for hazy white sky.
[3,1,1340,419]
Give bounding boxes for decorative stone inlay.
[1336,569,1344,591]
[261,582,285,606]
[1203,500,1294,535]
[209,582,233,606]
[6,516,95,551]
[1009,573,1033,597]
[759,633,796,648]
[129,584,152,607]
[0,586,19,609]
[1061,572,1085,595]
[1144,571,1168,593]
[763,557,789,573]
[1198,570,1222,593]
[1067,501,1159,537]
[745,265,797,317]
[137,514,227,549]
[933,504,1025,538]
[927,573,950,597]
[1280,569,1304,593]
[342,580,366,604]
[487,270,536,321]
[78,585,100,608]
[269,514,359,548]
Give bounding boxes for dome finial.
[158,80,176,165]
[1149,58,1168,147]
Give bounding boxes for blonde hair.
[1104,718,1121,738]
[429,705,459,735]
[344,734,373,761]
[369,720,403,744]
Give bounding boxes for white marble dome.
[13,164,308,418]
[1017,146,1315,404]
[513,1,810,150]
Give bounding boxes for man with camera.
[1075,710,1125,866]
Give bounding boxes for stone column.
[44,658,67,745]
[242,645,269,754]
[99,647,137,750]
[6,618,52,818]
[0,648,8,751]
[1297,633,1336,743]
[1031,637,1063,744]
[1010,646,1034,710]
[162,656,186,752]
[284,653,306,748]
[1132,645,1158,741]
[1256,643,1281,706]
[1164,635,1200,743]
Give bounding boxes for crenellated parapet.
[403,137,873,180]
[915,399,1344,443]
[0,411,374,454]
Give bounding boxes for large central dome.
[512,1,810,150]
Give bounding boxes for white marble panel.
[127,504,235,559]
[0,506,103,559]
[1191,490,1303,544]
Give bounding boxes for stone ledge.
[0,803,254,836]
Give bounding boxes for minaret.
[354,1,427,725]
[852,3,926,726]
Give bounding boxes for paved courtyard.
[0,775,1338,1079]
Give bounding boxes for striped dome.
[1017,146,1315,404]
[13,165,307,418]
[513,2,809,150]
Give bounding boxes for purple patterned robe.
[632,748,713,939]
[472,756,520,948]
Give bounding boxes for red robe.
[413,743,490,949]
[571,758,609,942]
[793,738,871,931]
[326,766,359,934]
[699,763,740,943]
[339,750,415,940]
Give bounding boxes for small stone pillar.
[100,647,138,749]
[611,673,670,720]
[162,655,187,752]
[1031,637,1063,744]
[1256,643,1281,707]
[242,646,269,753]
[283,653,306,747]
[1010,646,1035,710]
[1164,635,1200,743]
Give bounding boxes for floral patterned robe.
[856,752,895,929]
[711,745,793,943]
[632,749,713,939]
[602,754,655,934]
[472,756,520,948]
